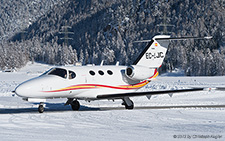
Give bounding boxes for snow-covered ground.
[0,62,225,141]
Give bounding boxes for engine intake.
[125,65,156,81]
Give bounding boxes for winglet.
[100,60,104,66]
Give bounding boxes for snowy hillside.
[1,0,224,76]
[0,62,225,140]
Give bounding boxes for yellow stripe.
[51,79,153,92]
[153,72,159,78]
[119,81,149,89]
[56,85,95,91]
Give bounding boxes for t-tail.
[133,35,170,68]
[125,35,212,82]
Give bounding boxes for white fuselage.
[15,65,155,100]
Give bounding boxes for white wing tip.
[133,40,152,43]
[204,36,213,39]
[153,35,171,40]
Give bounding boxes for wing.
[216,87,225,91]
[97,88,204,99]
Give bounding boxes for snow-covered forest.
[0,0,224,76]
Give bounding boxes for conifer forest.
[0,0,224,76]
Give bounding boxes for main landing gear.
[65,98,80,111]
[122,97,134,110]
[38,102,45,113]
[37,98,132,113]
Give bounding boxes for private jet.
[14,35,212,113]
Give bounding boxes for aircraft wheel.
[123,97,134,110]
[38,104,44,113]
[71,100,80,111]
[125,102,134,110]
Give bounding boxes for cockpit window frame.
[47,68,68,79]
[40,68,54,76]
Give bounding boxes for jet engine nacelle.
[125,65,156,81]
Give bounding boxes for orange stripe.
[43,81,150,93]
[43,70,160,93]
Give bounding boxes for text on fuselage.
[145,52,164,59]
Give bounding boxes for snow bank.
[0,62,225,141]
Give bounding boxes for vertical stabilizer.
[133,35,170,68]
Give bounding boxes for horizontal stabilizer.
[133,36,213,43]
[155,36,212,41]
[134,36,212,43]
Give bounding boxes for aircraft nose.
[15,82,32,98]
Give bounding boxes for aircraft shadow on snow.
[1,103,225,114]
[0,103,99,114]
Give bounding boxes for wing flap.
[97,88,204,99]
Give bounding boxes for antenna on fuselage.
[100,60,104,66]
[116,61,119,66]
[75,62,82,66]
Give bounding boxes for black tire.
[38,105,44,113]
[125,101,134,110]
[71,100,80,111]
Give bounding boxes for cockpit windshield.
[48,68,67,79]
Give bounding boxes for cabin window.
[48,68,67,79]
[69,71,76,79]
[98,70,104,75]
[107,70,113,75]
[89,70,95,76]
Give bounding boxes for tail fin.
[133,35,212,68]
[133,35,170,68]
